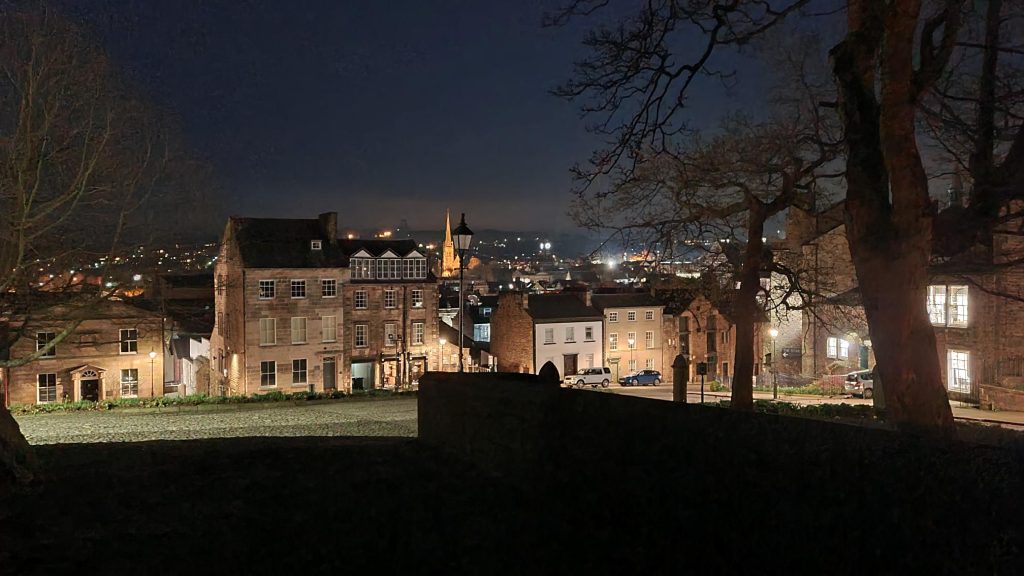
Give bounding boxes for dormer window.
[311,240,322,251]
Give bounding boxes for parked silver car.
[564,367,612,388]
[844,369,875,399]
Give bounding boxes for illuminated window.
[260,318,276,346]
[609,333,618,351]
[948,350,971,393]
[627,332,637,349]
[120,369,139,397]
[928,285,969,327]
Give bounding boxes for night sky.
[58,0,763,233]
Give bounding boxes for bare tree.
[0,5,211,484]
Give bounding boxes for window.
[311,240,322,250]
[585,354,594,368]
[645,358,654,369]
[36,332,56,358]
[322,316,337,342]
[927,285,947,324]
[120,369,139,397]
[260,318,276,346]
[544,328,554,344]
[826,337,850,359]
[385,323,397,346]
[377,259,401,280]
[291,317,307,344]
[321,279,337,298]
[585,326,594,341]
[37,374,57,403]
[948,350,971,393]
[627,311,636,322]
[119,329,138,354]
[351,258,374,279]
[645,310,654,321]
[609,333,618,351]
[627,332,637,349]
[628,359,637,372]
[261,361,276,387]
[609,312,618,323]
[722,362,729,378]
[565,327,575,343]
[949,285,968,327]
[291,280,306,298]
[645,331,654,349]
[680,317,690,333]
[292,359,307,385]
[722,330,730,344]
[706,332,716,353]
[259,280,275,299]
[355,324,368,348]
[403,258,428,279]
[354,290,368,309]
[707,315,718,331]
[384,290,397,308]
[411,289,423,308]
[412,322,424,345]
[928,284,969,327]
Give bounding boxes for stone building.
[490,292,603,378]
[675,295,766,385]
[211,212,439,395]
[3,300,166,406]
[591,293,666,381]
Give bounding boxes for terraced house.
[2,299,166,406]
[211,212,439,395]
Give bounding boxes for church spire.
[441,209,460,277]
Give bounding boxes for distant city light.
[132,274,142,282]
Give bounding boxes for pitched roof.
[526,294,602,322]
[590,293,662,311]
[231,217,424,269]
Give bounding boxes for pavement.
[602,382,1024,428]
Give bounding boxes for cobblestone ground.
[13,397,418,444]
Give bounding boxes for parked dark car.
[618,369,662,386]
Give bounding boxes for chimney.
[584,290,591,307]
[318,212,337,242]
[522,291,529,310]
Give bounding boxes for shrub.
[709,380,729,392]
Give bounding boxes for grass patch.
[709,399,876,420]
[10,389,416,415]
[753,383,826,396]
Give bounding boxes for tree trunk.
[833,0,955,434]
[0,404,36,488]
[730,206,767,411]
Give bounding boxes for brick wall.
[490,292,534,373]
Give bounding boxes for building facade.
[491,292,603,379]
[211,212,439,395]
[591,293,666,381]
[3,300,166,406]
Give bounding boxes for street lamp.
[438,337,447,371]
[148,350,157,397]
[452,213,474,373]
[769,328,779,399]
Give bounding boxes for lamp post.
[438,337,447,371]
[769,328,779,399]
[452,213,474,373]
[148,350,157,397]
[627,337,635,374]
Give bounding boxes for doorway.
[81,379,100,401]
[323,357,336,391]
[351,361,375,391]
[563,354,578,380]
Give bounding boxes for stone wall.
[979,384,1024,412]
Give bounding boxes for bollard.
[672,354,689,403]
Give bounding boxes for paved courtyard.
[13,397,418,444]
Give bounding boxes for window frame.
[36,332,56,358]
[645,310,654,321]
[354,324,368,348]
[354,290,368,310]
[259,318,277,346]
[292,359,308,385]
[120,368,139,397]
[258,279,275,300]
[384,290,397,309]
[291,317,307,344]
[321,278,337,298]
[119,329,138,354]
[322,316,337,343]
[290,279,307,299]
[412,322,424,345]
[627,332,637,349]
[411,289,423,308]
[608,311,618,323]
[948,349,971,393]
[627,311,637,322]
[609,333,618,351]
[585,326,594,341]
[544,328,554,345]
[645,330,655,349]
[260,360,277,387]
[37,373,57,404]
